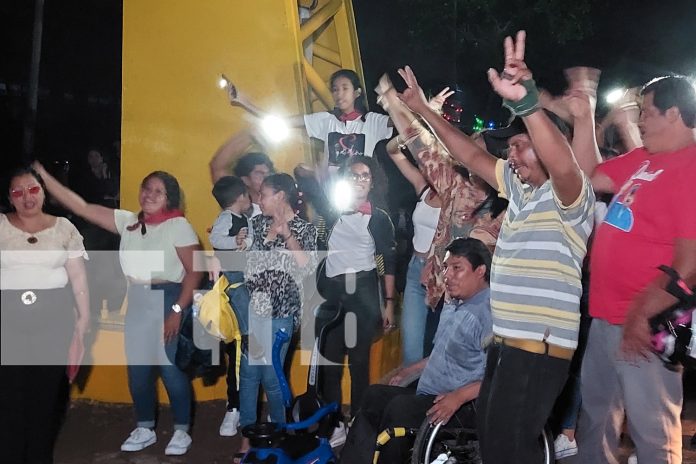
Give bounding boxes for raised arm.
[385,138,428,194]
[228,87,306,128]
[32,162,118,234]
[487,31,583,206]
[377,76,445,194]
[540,67,603,177]
[396,66,499,189]
[209,129,255,183]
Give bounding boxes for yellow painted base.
[70,327,402,405]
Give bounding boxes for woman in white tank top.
[385,139,442,365]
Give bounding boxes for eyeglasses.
[141,186,167,198]
[348,172,372,183]
[10,185,41,198]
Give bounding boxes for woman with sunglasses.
[306,155,396,447]
[33,163,203,457]
[1,166,90,463]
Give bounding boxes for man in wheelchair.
[339,238,492,463]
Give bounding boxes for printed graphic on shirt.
[327,132,365,165]
[604,160,663,233]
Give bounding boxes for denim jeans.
[401,255,429,365]
[559,371,582,430]
[239,315,294,428]
[223,271,249,335]
[125,283,192,431]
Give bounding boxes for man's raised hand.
[487,30,532,102]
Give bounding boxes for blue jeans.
[239,315,294,428]
[223,271,250,335]
[125,283,192,431]
[560,371,582,430]
[401,255,429,365]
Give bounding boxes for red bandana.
[355,201,372,215]
[126,209,185,235]
[338,110,363,122]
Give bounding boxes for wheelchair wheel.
[410,419,553,464]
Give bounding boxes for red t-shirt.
[589,144,696,324]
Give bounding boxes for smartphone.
[220,73,237,99]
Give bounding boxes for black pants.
[316,270,381,417]
[0,365,68,464]
[224,340,240,409]
[340,384,477,464]
[1,287,74,463]
[476,342,570,464]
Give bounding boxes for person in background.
[228,69,392,180]
[376,77,506,363]
[1,166,90,464]
[580,75,696,463]
[306,155,397,448]
[340,237,492,464]
[209,175,253,437]
[210,129,275,218]
[236,173,317,461]
[34,163,203,457]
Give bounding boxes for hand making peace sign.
[487,30,533,102]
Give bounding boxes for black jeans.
[316,270,381,417]
[340,384,477,464]
[476,342,570,464]
[224,340,240,409]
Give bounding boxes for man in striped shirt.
[395,31,597,463]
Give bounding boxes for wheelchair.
[409,416,553,464]
[373,402,553,464]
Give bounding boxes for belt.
[494,335,574,361]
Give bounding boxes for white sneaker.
[219,408,240,436]
[329,422,347,448]
[627,454,638,464]
[165,430,192,456]
[554,434,578,459]
[120,427,157,452]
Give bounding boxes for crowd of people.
[1,29,695,464]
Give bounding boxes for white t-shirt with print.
[304,112,392,165]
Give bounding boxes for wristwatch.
[171,303,182,314]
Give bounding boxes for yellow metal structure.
[71,0,401,405]
[119,0,365,242]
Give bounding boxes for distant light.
[605,88,625,104]
[218,77,228,89]
[331,179,354,212]
[487,121,496,129]
[260,115,289,143]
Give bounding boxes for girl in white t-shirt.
[34,163,203,457]
[229,69,393,171]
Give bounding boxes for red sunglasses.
[10,185,42,198]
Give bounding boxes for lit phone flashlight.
[218,73,237,99]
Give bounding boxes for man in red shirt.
[580,75,696,463]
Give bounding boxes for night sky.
[1,0,695,173]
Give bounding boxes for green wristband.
[503,79,541,117]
